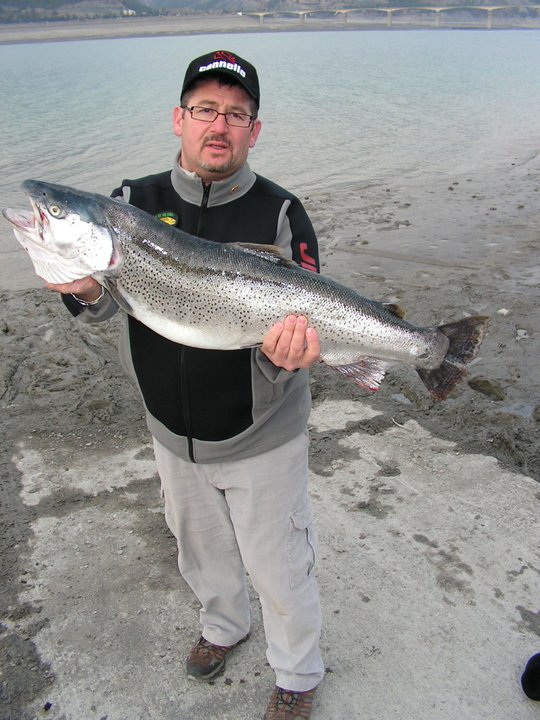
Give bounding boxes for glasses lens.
[191,107,217,122]
[188,107,252,127]
[226,113,251,127]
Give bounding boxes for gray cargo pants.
[152,431,324,692]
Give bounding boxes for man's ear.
[249,119,262,149]
[173,106,184,138]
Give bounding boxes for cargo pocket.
[288,503,317,591]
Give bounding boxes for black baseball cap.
[181,50,260,108]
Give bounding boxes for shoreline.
[0,14,539,45]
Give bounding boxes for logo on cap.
[198,51,247,79]
[214,51,237,64]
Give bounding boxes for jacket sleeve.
[274,196,320,273]
[61,290,119,323]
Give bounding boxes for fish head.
[2,179,122,284]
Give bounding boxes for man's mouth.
[204,135,231,151]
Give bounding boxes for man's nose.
[211,112,229,131]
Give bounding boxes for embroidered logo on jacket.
[156,212,178,226]
[299,242,317,272]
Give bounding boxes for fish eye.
[49,204,63,217]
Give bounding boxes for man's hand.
[45,276,101,301]
[260,315,320,371]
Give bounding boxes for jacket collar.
[171,151,257,206]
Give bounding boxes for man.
[48,50,324,719]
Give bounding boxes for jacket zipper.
[179,346,195,462]
[183,181,211,462]
[196,182,211,237]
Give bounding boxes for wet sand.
[1,130,539,715]
[0,14,266,44]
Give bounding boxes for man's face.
[173,79,262,183]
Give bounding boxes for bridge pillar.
[435,11,441,27]
[387,11,392,26]
[487,8,493,29]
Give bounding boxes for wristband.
[71,286,105,306]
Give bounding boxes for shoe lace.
[275,688,304,710]
[195,637,228,661]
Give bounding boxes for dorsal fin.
[382,302,406,319]
[229,242,295,267]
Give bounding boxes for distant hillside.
[1,0,538,22]
[153,0,539,6]
[0,0,156,21]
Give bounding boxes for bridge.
[243,5,540,29]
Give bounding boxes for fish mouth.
[2,206,37,236]
[2,197,49,241]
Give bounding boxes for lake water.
[1,29,539,282]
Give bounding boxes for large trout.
[3,180,489,400]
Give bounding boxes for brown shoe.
[263,686,316,719]
[186,635,248,681]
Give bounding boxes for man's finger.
[287,316,309,356]
[261,320,284,355]
[275,315,302,356]
[304,327,321,363]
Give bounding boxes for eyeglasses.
[183,105,254,128]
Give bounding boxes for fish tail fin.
[417,315,490,400]
[417,363,468,401]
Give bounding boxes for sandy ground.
[0,153,539,719]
